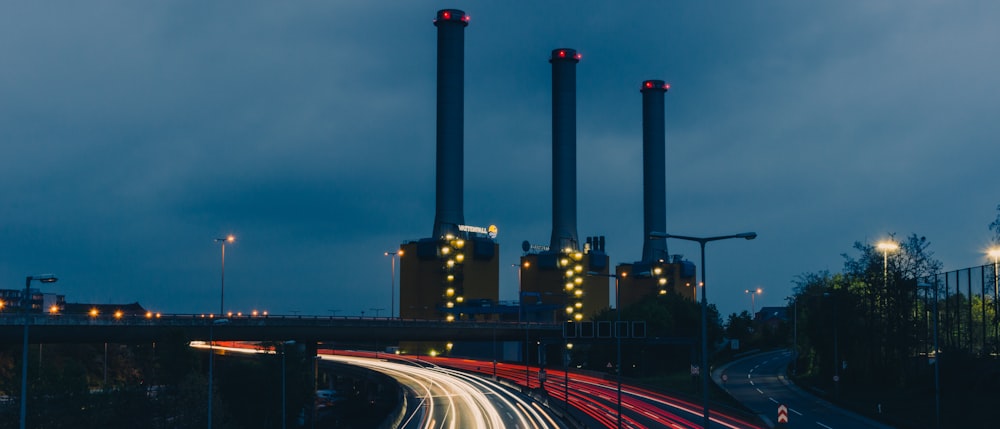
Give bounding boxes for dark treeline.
[789,232,1000,428]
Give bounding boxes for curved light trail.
[324,354,565,429]
[409,354,763,429]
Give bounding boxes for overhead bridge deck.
[0,314,561,344]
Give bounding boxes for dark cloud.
[2,1,998,317]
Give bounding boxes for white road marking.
[817,422,833,429]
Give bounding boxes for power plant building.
[615,80,697,307]
[399,9,500,322]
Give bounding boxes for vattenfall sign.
[459,224,498,239]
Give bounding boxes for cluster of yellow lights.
[653,263,670,295]
[559,248,586,322]
[441,234,466,322]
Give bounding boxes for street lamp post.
[20,274,57,429]
[564,342,573,412]
[787,296,798,376]
[210,235,233,429]
[744,287,762,317]
[215,235,235,316]
[281,341,296,429]
[384,251,401,318]
[587,271,625,429]
[918,281,940,429]
[823,291,840,397]
[649,231,757,428]
[877,240,899,296]
[989,248,1000,322]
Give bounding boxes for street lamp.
[21,274,57,429]
[215,235,235,316]
[209,234,233,429]
[823,291,841,397]
[988,248,1000,321]
[877,240,899,292]
[649,231,757,428]
[564,342,573,412]
[917,281,940,429]
[281,341,296,429]
[587,270,626,429]
[744,287,762,317]
[384,250,401,318]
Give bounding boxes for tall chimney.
[640,80,670,262]
[549,48,581,252]
[432,9,469,239]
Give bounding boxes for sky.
[2,1,998,319]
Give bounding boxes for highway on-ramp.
[715,350,894,429]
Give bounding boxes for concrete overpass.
[0,314,561,344]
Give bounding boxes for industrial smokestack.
[549,48,581,252]
[640,80,671,262]
[432,9,469,239]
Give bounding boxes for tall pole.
[281,343,287,429]
[648,231,756,429]
[220,242,226,315]
[20,277,31,429]
[385,251,398,319]
[21,275,57,429]
[587,271,625,429]
[991,251,999,323]
[793,298,798,375]
[833,292,839,398]
[698,242,709,428]
[208,322,214,429]
[564,343,571,412]
[919,280,941,429]
[616,274,622,429]
[932,280,940,429]
[210,235,233,429]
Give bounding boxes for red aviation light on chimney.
[550,48,580,63]
[435,9,468,26]
[641,79,669,92]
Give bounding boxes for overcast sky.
[2,1,998,319]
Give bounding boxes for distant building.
[0,288,146,317]
[0,288,65,314]
[755,306,788,331]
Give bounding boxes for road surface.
[715,350,894,429]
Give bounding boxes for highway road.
[413,354,762,429]
[325,354,566,429]
[715,350,894,429]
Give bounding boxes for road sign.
[777,404,788,424]
[690,365,700,375]
[607,362,613,369]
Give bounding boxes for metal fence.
[920,262,1000,357]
